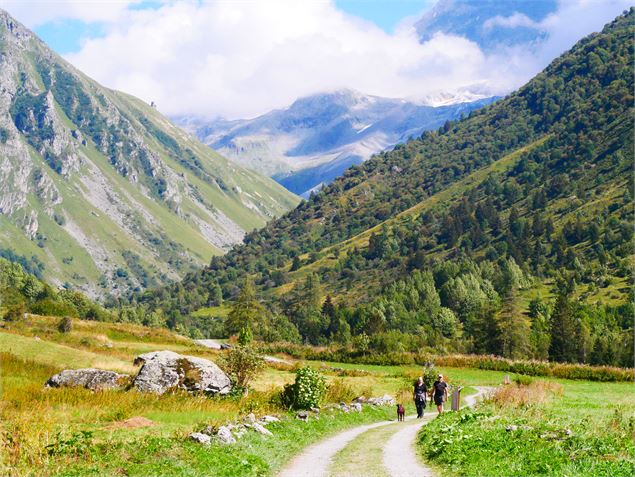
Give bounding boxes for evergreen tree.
[549,290,578,362]
[225,281,266,336]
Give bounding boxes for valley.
[0,3,632,477]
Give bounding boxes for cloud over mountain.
[1,0,631,119]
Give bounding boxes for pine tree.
[225,281,266,336]
[549,290,577,362]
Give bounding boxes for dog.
[397,404,405,421]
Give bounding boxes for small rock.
[244,413,256,423]
[296,411,309,421]
[351,403,362,412]
[353,396,367,403]
[216,426,236,445]
[506,425,518,432]
[189,432,211,445]
[565,429,572,436]
[252,423,273,436]
[310,407,320,413]
[260,415,280,423]
[34,336,41,341]
[339,402,350,413]
[220,343,233,350]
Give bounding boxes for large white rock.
[132,351,231,395]
[45,368,129,391]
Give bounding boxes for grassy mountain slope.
[0,10,298,297]
[139,10,633,320]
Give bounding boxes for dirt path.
[381,387,490,477]
[278,387,491,477]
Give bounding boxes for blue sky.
[335,0,431,32]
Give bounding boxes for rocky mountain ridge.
[0,10,298,297]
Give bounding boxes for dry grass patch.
[489,380,563,408]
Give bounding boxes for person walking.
[432,374,449,414]
[413,376,427,418]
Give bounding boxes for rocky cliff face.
[0,10,298,297]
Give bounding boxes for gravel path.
[381,387,490,477]
[278,386,491,477]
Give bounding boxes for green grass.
[2,317,631,476]
[417,380,635,476]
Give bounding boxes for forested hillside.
[133,10,634,366]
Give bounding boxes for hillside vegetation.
[0,10,298,297]
[134,11,634,367]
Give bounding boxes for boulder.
[45,368,129,391]
[216,426,236,445]
[132,351,231,395]
[189,432,211,445]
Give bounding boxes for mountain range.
[175,91,495,196]
[0,10,298,297]
[138,9,634,360]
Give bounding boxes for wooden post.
[451,387,463,411]
[504,374,511,385]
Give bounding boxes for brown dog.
[397,404,405,421]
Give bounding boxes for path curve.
[381,386,490,477]
[278,386,492,477]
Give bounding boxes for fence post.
[451,386,463,411]
[504,374,511,385]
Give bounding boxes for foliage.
[57,316,73,333]
[281,366,327,409]
[218,346,264,389]
[0,258,113,322]
[418,381,635,476]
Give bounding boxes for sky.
[0,0,630,119]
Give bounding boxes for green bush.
[218,346,264,391]
[57,316,73,333]
[282,366,327,409]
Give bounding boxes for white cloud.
[0,0,140,26]
[483,12,543,31]
[3,0,632,119]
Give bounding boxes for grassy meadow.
[0,315,632,476]
[418,379,635,476]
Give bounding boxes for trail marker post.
[451,386,463,411]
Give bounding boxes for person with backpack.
[413,376,427,418]
[432,374,449,414]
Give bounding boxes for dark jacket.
[414,382,427,402]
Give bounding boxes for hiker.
[432,374,449,414]
[413,376,427,418]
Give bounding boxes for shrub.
[237,326,253,346]
[218,346,264,391]
[57,316,73,333]
[3,302,26,321]
[281,366,326,409]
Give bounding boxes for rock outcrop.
[45,368,129,391]
[132,350,231,395]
